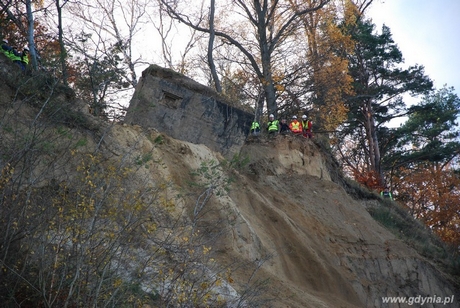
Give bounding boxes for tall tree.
[148,0,205,75]
[159,0,330,117]
[64,0,152,116]
[388,87,460,247]
[337,17,432,186]
[390,86,460,168]
[70,32,129,117]
[295,0,361,131]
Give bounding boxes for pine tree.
[337,17,432,186]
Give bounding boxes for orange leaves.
[353,169,381,191]
[393,165,460,248]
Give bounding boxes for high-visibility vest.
[21,53,29,65]
[302,120,312,131]
[289,120,302,133]
[9,50,22,62]
[381,191,393,200]
[267,120,279,132]
[1,46,16,61]
[251,121,260,131]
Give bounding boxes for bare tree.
[149,0,206,75]
[159,0,330,117]
[68,0,150,88]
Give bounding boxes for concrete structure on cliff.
[124,65,254,158]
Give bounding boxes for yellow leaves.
[0,147,235,306]
[144,222,157,234]
[0,163,13,189]
[226,268,234,283]
[85,178,96,188]
[113,278,123,288]
[160,197,175,209]
[202,245,211,255]
[107,231,116,240]
[272,71,286,93]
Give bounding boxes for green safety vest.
[267,120,279,132]
[1,48,16,61]
[0,48,9,57]
[9,51,21,62]
[302,120,312,131]
[251,121,260,130]
[381,191,393,200]
[22,54,29,64]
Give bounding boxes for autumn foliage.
[352,169,382,191]
[393,165,460,248]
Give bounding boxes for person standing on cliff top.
[380,187,393,201]
[267,114,280,136]
[289,115,302,135]
[1,38,14,58]
[301,114,313,139]
[279,118,290,135]
[250,121,260,136]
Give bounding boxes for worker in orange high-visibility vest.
[289,115,303,134]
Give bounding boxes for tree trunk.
[208,0,221,93]
[371,113,383,184]
[56,0,68,85]
[254,1,277,116]
[25,0,37,70]
[364,99,384,185]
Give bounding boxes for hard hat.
[302,115,307,119]
[24,46,29,51]
[292,115,297,119]
[269,114,274,118]
[2,39,7,44]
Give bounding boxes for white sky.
[367,0,460,96]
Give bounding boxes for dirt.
[124,131,458,307]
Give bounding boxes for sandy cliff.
[1,56,458,307]
[103,120,459,307]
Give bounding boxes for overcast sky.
[367,0,460,97]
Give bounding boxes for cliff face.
[101,125,459,307]
[156,135,458,308]
[121,66,458,307]
[1,59,458,307]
